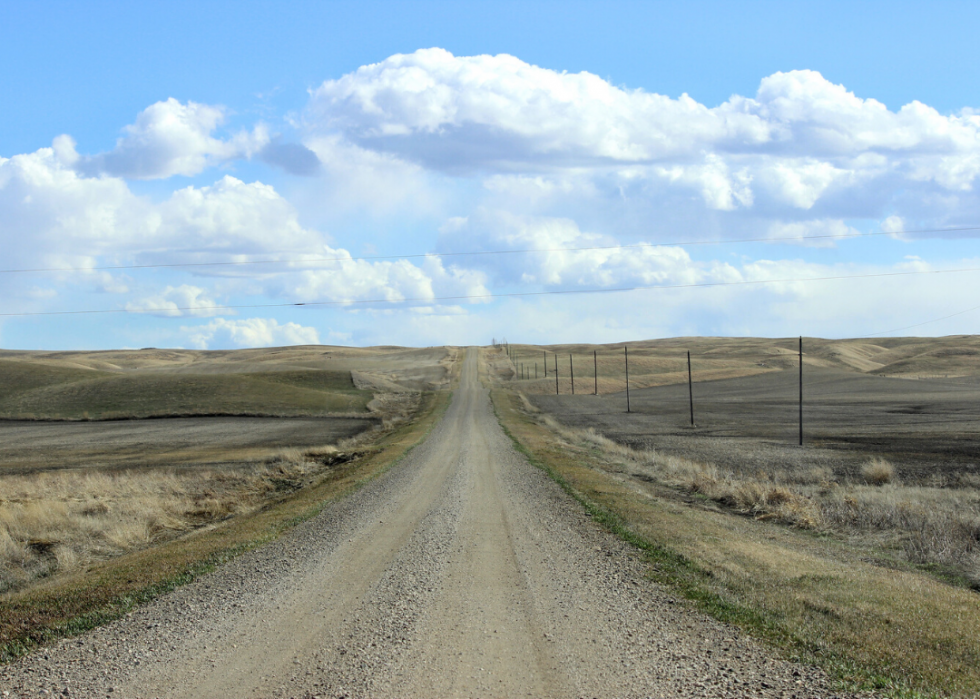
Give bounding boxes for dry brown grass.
[0,369,426,595]
[534,410,980,587]
[0,377,430,596]
[0,444,366,594]
[0,387,452,663]
[862,457,897,485]
[492,385,980,696]
[368,391,422,430]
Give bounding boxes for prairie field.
[0,345,455,594]
[0,344,452,420]
[504,334,980,393]
[496,337,980,587]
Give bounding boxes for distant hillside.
[497,336,980,394]
[0,345,454,420]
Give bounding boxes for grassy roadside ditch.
[491,387,980,698]
[0,389,451,663]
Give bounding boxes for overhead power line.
[2,225,978,277]
[3,264,980,318]
[869,303,980,336]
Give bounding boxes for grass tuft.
[863,457,897,486]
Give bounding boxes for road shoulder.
[491,386,980,698]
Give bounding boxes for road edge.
[488,385,956,699]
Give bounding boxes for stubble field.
[532,365,980,485]
[0,345,454,594]
[503,336,980,588]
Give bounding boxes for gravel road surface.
[1,350,848,698]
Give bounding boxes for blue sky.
[3,0,980,349]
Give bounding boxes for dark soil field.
[0,416,378,475]
[530,366,980,485]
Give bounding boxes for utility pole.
[594,350,598,396]
[687,351,695,426]
[625,345,631,413]
[570,354,574,394]
[799,336,804,446]
[555,354,559,395]
[543,350,547,377]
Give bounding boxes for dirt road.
[1,350,845,698]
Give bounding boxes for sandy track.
[1,350,847,698]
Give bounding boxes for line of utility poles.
[497,339,805,447]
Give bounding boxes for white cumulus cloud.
[8,50,980,347]
[0,144,491,316]
[303,49,980,227]
[277,249,490,305]
[438,210,702,288]
[0,148,318,272]
[126,285,226,317]
[78,98,269,179]
[305,48,769,170]
[182,317,319,349]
